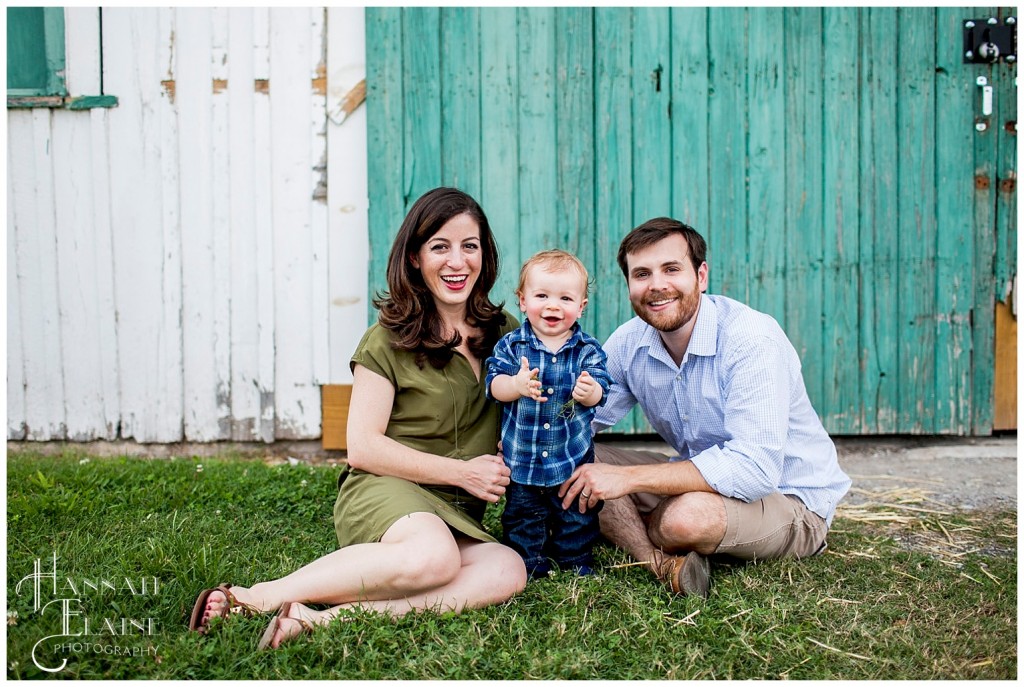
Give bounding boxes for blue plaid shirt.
[486,320,612,487]
[593,294,851,525]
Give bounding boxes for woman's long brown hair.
[373,187,507,369]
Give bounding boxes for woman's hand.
[458,454,512,503]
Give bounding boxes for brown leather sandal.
[257,602,315,650]
[188,584,258,633]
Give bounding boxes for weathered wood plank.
[177,7,227,441]
[595,7,641,432]
[440,7,481,198]
[670,7,709,237]
[23,110,67,439]
[269,7,320,439]
[7,112,32,440]
[934,7,978,435]
[708,7,748,302]
[821,7,862,433]
[555,8,595,268]
[326,7,369,383]
[783,7,825,414]
[517,7,558,253]
[64,7,100,94]
[210,7,236,437]
[858,7,900,433]
[309,8,331,388]
[632,7,671,224]
[896,7,938,434]
[480,7,521,309]
[253,7,276,441]
[52,110,109,440]
[403,8,442,204]
[746,7,786,323]
[225,8,261,440]
[366,8,404,313]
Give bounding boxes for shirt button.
[543,423,551,429]
[547,388,554,394]
[551,356,557,362]
[676,375,681,380]
[542,451,549,458]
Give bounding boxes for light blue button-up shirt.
[593,294,851,525]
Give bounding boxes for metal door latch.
[964,17,1017,63]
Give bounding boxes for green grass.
[6,449,1017,679]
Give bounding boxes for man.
[559,217,851,598]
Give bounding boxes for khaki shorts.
[594,443,828,561]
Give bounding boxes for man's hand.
[559,462,632,513]
[515,356,547,402]
[571,370,603,407]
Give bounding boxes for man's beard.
[631,288,701,333]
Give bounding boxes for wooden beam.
[322,384,352,450]
[994,301,1017,430]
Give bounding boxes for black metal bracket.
[963,17,1017,64]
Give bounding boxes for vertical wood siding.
[7,7,366,442]
[366,6,1017,435]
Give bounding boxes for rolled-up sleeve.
[484,336,520,401]
[689,336,790,502]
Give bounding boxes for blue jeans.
[501,471,603,578]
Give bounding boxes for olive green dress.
[333,313,518,547]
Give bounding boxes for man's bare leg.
[598,496,662,576]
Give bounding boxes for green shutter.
[7,7,66,97]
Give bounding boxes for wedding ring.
[582,491,591,498]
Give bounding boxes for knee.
[489,544,527,597]
[648,492,725,554]
[396,541,462,590]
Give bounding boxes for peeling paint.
[332,296,362,307]
[312,63,327,96]
[212,78,228,94]
[161,79,176,103]
[254,79,269,94]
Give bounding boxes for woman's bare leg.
[198,513,525,628]
[263,538,526,648]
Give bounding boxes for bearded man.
[559,218,851,598]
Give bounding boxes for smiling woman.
[189,188,527,649]
[410,214,483,314]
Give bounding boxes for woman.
[190,188,527,648]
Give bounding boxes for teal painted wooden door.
[365,7,1017,436]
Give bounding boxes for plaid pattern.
[593,294,851,525]
[486,321,612,487]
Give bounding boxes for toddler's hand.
[572,370,602,406]
[516,356,547,402]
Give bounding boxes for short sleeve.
[350,324,398,386]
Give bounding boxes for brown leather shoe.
[652,551,710,598]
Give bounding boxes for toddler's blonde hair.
[515,249,591,299]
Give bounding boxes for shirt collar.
[688,294,718,357]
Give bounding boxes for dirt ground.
[832,435,1016,511]
[10,434,1016,512]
